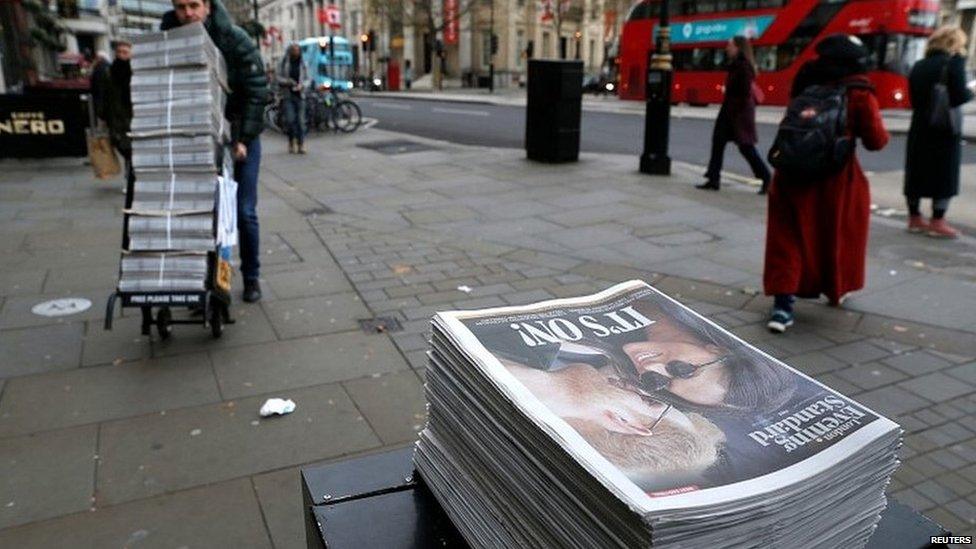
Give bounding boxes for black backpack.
[767,83,856,182]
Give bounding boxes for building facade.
[253,0,629,85]
[257,0,368,68]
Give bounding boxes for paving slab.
[342,370,427,445]
[0,425,96,530]
[834,363,909,391]
[41,264,119,294]
[151,304,279,358]
[262,292,371,339]
[824,340,892,365]
[0,323,84,378]
[211,331,410,399]
[945,362,976,385]
[95,383,381,506]
[0,293,104,330]
[251,467,307,549]
[847,275,976,334]
[898,372,975,403]
[262,266,353,300]
[0,352,219,438]
[0,478,271,549]
[80,316,153,367]
[882,351,957,376]
[855,386,933,417]
[0,270,46,296]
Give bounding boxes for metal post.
[488,0,495,93]
[638,0,672,175]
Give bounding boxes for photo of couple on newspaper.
[462,284,883,496]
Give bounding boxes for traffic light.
[490,34,498,55]
[367,30,377,52]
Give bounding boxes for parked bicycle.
[264,84,362,134]
[307,84,362,133]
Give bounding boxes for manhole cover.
[32,298,92,317]
[357,140,437,155]
[358,316,404,334]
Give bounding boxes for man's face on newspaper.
[503,360,724,484]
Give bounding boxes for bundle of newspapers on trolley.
[415,280,902,548]
[117,22,237,295]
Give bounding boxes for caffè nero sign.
[0,93,87,158]
[0,111,67,135]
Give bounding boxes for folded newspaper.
[129,22,228,86]
[118,252,208,292]
[415,280,902,548]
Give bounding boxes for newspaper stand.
[301,448,951,549]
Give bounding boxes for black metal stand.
[301,447,951,549]
[105,289,233,339]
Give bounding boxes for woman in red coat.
[763,35,890,333]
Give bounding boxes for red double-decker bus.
[617,0,940,109]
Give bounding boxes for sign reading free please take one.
[656,15,775,45]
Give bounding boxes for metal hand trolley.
[104,257,234,340]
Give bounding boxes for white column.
[458,6,472,73]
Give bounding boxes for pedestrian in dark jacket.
[904,26,974,239]
[278,43,309,154]
[162,0,270,303]
[99,40,134,194]
[89,51,110,125]
[763,34,890,333]
[700,36,771,194]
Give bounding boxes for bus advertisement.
[299,36,355,91]
[617,0,940,109]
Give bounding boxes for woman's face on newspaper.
[622,340,731,406]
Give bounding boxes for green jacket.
[161,0,268,144]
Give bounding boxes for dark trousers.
[282,94,306,143]
[234,137,261,282]
[705,116,771,185]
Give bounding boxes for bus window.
[754,46,777,72]
[860,34,927,75]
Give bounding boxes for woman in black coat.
[700,36,772,194]
[904,26,974,239]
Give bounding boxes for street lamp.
[574,30,581,60]
[639,0,672,175]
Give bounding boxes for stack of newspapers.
[416,280,902,548]
[118,22,233,295]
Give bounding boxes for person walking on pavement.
[89,51,111,126]
[98,40,134,194]
[162,0,270,303]
[763,34,890,333]
[699,36,771,194]
[278,43,309,154]
[404,60,413,90]
[903,26,975,239]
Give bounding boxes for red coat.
[763,80,890,303]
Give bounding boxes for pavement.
[362,86,976,140]
[1,125,976,547]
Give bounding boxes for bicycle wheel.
[335,100,362,133]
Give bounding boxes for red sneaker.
[907,215,929,233]
[927,218,960,239]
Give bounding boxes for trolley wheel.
[210,305,224,339]
[156,307,173,340]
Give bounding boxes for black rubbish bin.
[525,59,582,163]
